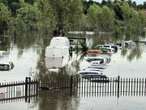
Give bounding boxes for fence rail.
[0,77,38,102]
[76,77,146,97]
[0,76,146,102]
[39,76,146,97]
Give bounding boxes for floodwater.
[0,35,146,110]
[0,46,40,82]
[104,44,146,77]
[1,94,146,110]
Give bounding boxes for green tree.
[36,0,56,35]
[48,0,84,34]
[0,3,11,34]
[0,0,21,15]
[25,0,35,4]
[87,3,102,31]
[120,2,146,40]
[113,1,146,40]
[98,6,115,32]
[87,4,114,32]
[14,2,41,33]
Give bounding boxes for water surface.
[0,35,146,110]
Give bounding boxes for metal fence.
[0,76,146,102]
[39,76,146,98]
[0,77,38,102]
[76,76,146,97]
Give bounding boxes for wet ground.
[0,94,146,110]
[1,37,146,110]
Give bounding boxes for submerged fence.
[40,76,146,97]
[76,76,146,97]
[0,76,146,102]
[0,77,38,102]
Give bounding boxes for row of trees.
[83,0,146,10]
[0,0,146,40]
[0,0,84,35]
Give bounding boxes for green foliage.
[0,3,11,34]
[87,4,115,32]
[0,3,11,21]
[36,0,56,34]
[14,2,40,32]
[0,0,146,42]
[87,3,101,29]
[48,0,84,32]
[25,0,35,4]
[0,0,21,15]
[112,1,146,41]
[99,6,115,32]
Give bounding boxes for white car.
[85,55,111,64]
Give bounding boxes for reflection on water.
[76,97,146,110]
[1,34,146,110]
[121,43,143,61]
[0,34,145,81]
[0,47,40,82]
[35,91,79,110]
[1,95,146,110]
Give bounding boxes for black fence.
[0,76,146,102]
[0,77,38,102]
[39,76,146,98]
[76,76,146,97]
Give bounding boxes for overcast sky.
[90,0,146,4]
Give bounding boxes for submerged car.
[0,61,14,71]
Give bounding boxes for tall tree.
[87,3,102,31]
[48,0,84,34]
[0,3,11,34]
[87,4,114,32]
[14,2,40,32]
[98,6,115,32]
[1,0,21,15]
[36,0,56,35]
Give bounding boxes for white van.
[45,37,70,69]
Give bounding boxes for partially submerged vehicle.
[79,68,102,74]
[0,61,14,71]
[104,44,118,53]
[86,49,102,56]
[86,66,106,70]
[45,37,70,70]
[96,44,118,53]
[85,55,111,65]
[82,74,108,79]
[124,40,136,48]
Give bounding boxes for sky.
[92,0,146,4]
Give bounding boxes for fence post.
[25,77,28,102]
[25,77,31,102]
[117,76,120,98]
[144,78,146,96]
[36,80,39,96]
[28,77,31,103]
[70,75,73,96]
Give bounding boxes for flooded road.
[0,94,146,110]
[1,35,146,110]
[104,48,146,78]
[0,46,40,82]
[1,42,146,82]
